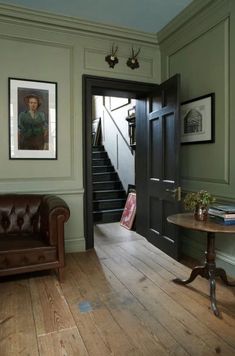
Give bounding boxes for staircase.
[93,146,126,223]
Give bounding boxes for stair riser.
[93,182,122,191]
[93,191,126,200]
[93,166,114,173]
[93,146,104,152]
[93,200,126,210]
[93,172,118,182]
[92,151,108,159]
[92,159,110,166]
[93,211,123,223]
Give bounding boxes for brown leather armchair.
[0,194,70,280]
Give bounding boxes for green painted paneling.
[159,0,235,276]
[169,19,229,187]
[0,4,161,252]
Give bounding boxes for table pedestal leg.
[173,232,235,317]
[208,267,219,317]
[215,268,235,286]
[173,266,205,284]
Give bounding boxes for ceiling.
[1,0,194,33]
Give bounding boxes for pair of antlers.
[110,45,141,58]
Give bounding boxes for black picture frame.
[9,77,57,159]
[181,93,215,145]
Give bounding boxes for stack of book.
[208,204,235,225]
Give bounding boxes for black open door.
[136,74,181,260]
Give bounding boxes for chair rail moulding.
[0,3,158,45]
[0,179,84,194]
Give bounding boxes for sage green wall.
[0,4,160,252]
[159,0,235,276]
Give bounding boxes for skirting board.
[65,237,86,253]
[181,235,235,278]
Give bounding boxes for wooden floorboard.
[0,222,235,355]
[0,279,39,356]
[30,275,76,335]
[38,327,89,356]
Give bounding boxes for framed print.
[181,93,215,144]
[9,78,57,159]
[120,192,136,230]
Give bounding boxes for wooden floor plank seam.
[37,325,78,338]
[28,278,42,356]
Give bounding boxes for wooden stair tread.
[93,189,125,192]
[93,208,124,214]
[93,180,119,184]
[93,198,126,202]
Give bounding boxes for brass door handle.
[166,188,177,193]
[165,187,181,201]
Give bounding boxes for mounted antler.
[133,48,141,58]
[105,44,119,68]
[111,44,118,58]
[127,47,141,70]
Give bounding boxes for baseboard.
[65,237,86,253]
[181,235,235,278]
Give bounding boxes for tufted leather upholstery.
[0,194,70,280]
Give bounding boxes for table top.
[167,213,235,233]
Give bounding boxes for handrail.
[103,104,132,152]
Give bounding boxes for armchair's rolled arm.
[40,195,70,246]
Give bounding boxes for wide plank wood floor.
[1,222,235,355]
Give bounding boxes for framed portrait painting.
[181,93,215,144]
[9,78,57,159]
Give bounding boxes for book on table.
[209,204,235,224]
[208,208,235,219]
[209,215,235,225]
[209,204,235,213]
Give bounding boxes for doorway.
[92,95,136,224]
[83,75,157,249]
[83,74,181,259]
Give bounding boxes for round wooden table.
[167,213,235,317]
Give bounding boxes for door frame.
[83,75,157,249]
